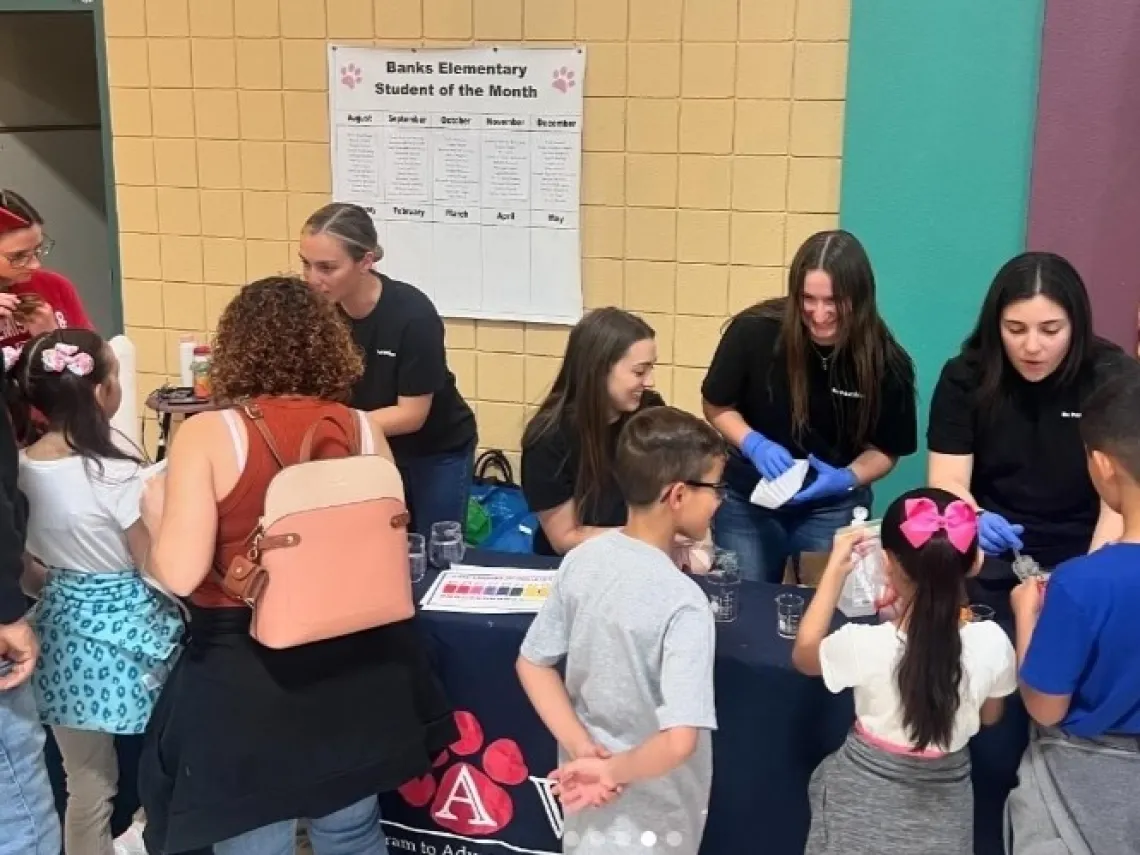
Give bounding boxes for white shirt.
[820,620,1018,752]
[19,454,150,573]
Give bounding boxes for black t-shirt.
[701,314,918,496]
[348,275,476,459]
[521,392,666,556]
[927,340,1131,568]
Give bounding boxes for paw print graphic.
[551,67,576,93]
[341,63,364,89]
[398,710,529,836]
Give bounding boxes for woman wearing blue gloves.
[702,230,917,582]
[928,252,1131,598]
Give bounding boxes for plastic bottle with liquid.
[190,345,212,400]
[178,336,196,387]
[837,506,886,618]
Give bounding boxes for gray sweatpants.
[1005,726,1140,855]
[806,731,973,855]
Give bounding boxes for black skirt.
[140,605,457,853]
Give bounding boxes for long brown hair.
[522,308,655,519]
[740,230,912,449]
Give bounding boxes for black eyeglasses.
[683,479,727,500]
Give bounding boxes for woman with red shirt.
[0,189,92,358]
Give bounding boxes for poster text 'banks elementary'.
[386,60,529,79]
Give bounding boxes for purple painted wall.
[1028,0,1140,350]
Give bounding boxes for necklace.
[810,342,831,371]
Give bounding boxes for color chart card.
[420,566,556,614]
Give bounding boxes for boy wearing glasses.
[0,190,91,357]
[517,406,725,855]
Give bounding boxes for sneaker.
[114,821,148,855]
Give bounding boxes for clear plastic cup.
[429,521,465,569]
[776,593,804,639]
[704,549,741,623]
[968,604,995,622]
[408,533,426,583]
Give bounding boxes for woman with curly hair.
[136,277,456,855]
[300,203,477,536]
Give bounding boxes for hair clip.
[0,207,29,233]
[41,343,94,377]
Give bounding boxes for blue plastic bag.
[470,451,537,554]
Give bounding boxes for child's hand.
[555,778,621,813]
[550,759,621,813]
[1010,578,1045,619]
[825,527,866,578]
[554,756,619,792]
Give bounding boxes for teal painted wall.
[840,1,1045,501]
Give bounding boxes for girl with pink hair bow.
[790,487,1019,855]
[8,330,182,855]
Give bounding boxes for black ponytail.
[881,487,977,752]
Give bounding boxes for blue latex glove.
[977,511,1024,556]
[787,455,857,505]
[741,431,795,482]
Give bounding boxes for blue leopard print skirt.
[31,569,185,734]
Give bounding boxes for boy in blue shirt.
[1007,363,1140,853]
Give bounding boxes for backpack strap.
[298,410,360,463]
[242,402,287,470]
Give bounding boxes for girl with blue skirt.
[8,330,183,855]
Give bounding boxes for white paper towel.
[108,335,141,454]
[749,459,811,509]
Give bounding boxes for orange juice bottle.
[191,345,212,399]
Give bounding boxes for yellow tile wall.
[107,0,850,465]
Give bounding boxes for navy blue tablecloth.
[378,550,1028,855]
[54,550,1027,854]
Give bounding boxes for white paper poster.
[329,46,585,325]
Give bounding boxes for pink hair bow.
[899,497,977,553]
[41,343,94,377]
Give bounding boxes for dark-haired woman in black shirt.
[928,252,1131,594]
[521,308,664,556]
[702,231,917,583]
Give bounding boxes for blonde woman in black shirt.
[299,203,477,536]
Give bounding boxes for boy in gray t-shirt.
[518,407,725,855]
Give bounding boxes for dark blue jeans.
[397,443,475,538]
[713,485,873,583]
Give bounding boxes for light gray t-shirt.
[520,531,717,855]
